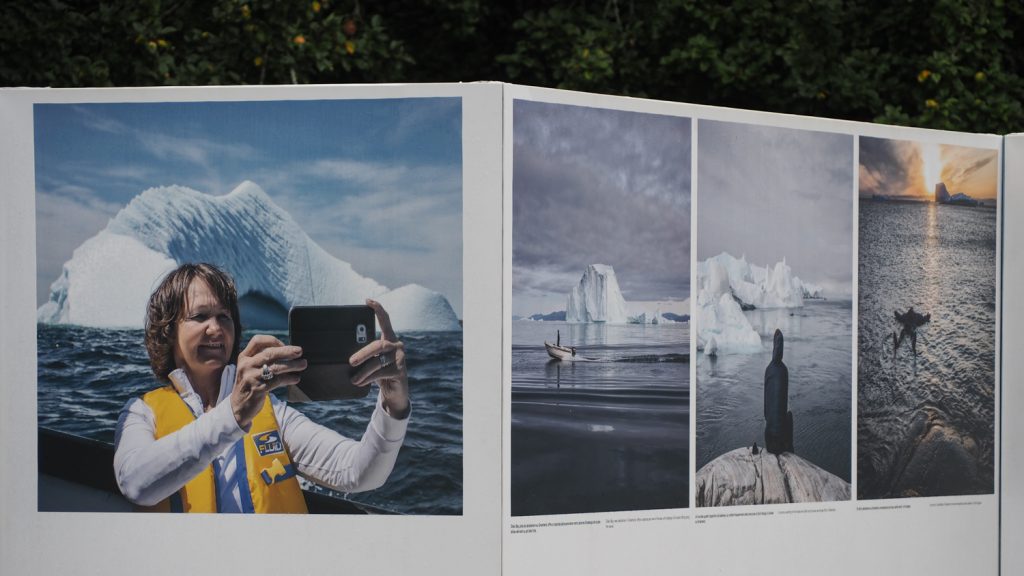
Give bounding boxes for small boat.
[545,341,578,361]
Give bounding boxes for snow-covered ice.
[37,182,460,331]
[565,264,629,324]
[696,252,825,354]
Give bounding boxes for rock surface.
[695,446,850,506]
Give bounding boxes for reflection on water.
[696,300,852,482]
[858,200,996,499]
[511,321,689,516]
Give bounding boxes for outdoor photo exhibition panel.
[1002,132,1024,576]
[0,82,1010,576]
[501,84,1001,576]
[0,83,503,576]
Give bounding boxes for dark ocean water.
[37,324,463,515]
[696,300,852,485]
[858,200,996,499]
[511,321,690,516]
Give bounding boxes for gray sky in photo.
[512,100,691,316]
[697,120,854,299]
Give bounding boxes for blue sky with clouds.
[34,98,463,315]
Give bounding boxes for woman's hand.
[349,299,410,419]
[231,335,306,429]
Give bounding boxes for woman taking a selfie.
[113,263,409,513]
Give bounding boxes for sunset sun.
[920,142,942,197]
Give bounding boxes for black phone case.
[288,305,376,402]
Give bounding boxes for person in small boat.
[893,306,930,355]
[113,263,409,513]
[764,329,794,454]
[557,329,561,347]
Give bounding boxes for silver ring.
[261,363,274,382]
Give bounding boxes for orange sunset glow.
[859,137,999,202]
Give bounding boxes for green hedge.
[2,0,1021,132]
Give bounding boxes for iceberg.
[696,252,825,354]
[37,182,460,331]
[696,252,824,310]
[697,292,761,354]
[935,181,981,207]
[795,276,824,299]
[698,253,804,310]
[565,264,629,324]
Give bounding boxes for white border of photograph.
[1001,132,1024,576]
[0,83,503,576]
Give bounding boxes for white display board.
[502,85,1002,576]
[1001,133,1024,576]
[0,83,504,576]
[0,83,1014,576]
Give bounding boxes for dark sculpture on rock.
[764,329,794,454]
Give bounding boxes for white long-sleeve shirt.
[113,365,407,511]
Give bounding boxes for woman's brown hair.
[144,263,243,381]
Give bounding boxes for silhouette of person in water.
[894,306,930,355]
[764,329,794,454]
[557,329,560,347]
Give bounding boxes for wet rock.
[695,447,850,506]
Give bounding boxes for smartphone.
[287,305,376,402]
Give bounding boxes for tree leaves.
[1,0,1021,131]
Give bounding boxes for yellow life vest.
[138,386,308,513]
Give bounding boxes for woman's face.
[173,278,236,378]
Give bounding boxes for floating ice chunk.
[376,283,461,331]
[695,251,830,354]
[697,292,762,354]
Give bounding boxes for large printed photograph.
[857,136,997,499]
[35,98,464,514]
[694,120,853,507]
[510,100,691,516]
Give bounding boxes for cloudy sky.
[512,100,691,317]
[698,120,854,299]
[34,98,463,315]
[859,136,998,201]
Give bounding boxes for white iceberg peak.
[38,182,460,331]
[696,251,824,355]
[565,264,629,324]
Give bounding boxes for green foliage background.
[2,0,1021,132]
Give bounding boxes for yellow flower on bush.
[254,56,263,67]
[917,69,931,83]
[312,1,321,13]
[157,39,168,48]
[294,35,306,45]
[345,40,355,54]
[241,5,251,19]
[147,40,157,51]
[925,98,939,109]
[975,71,986,82]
